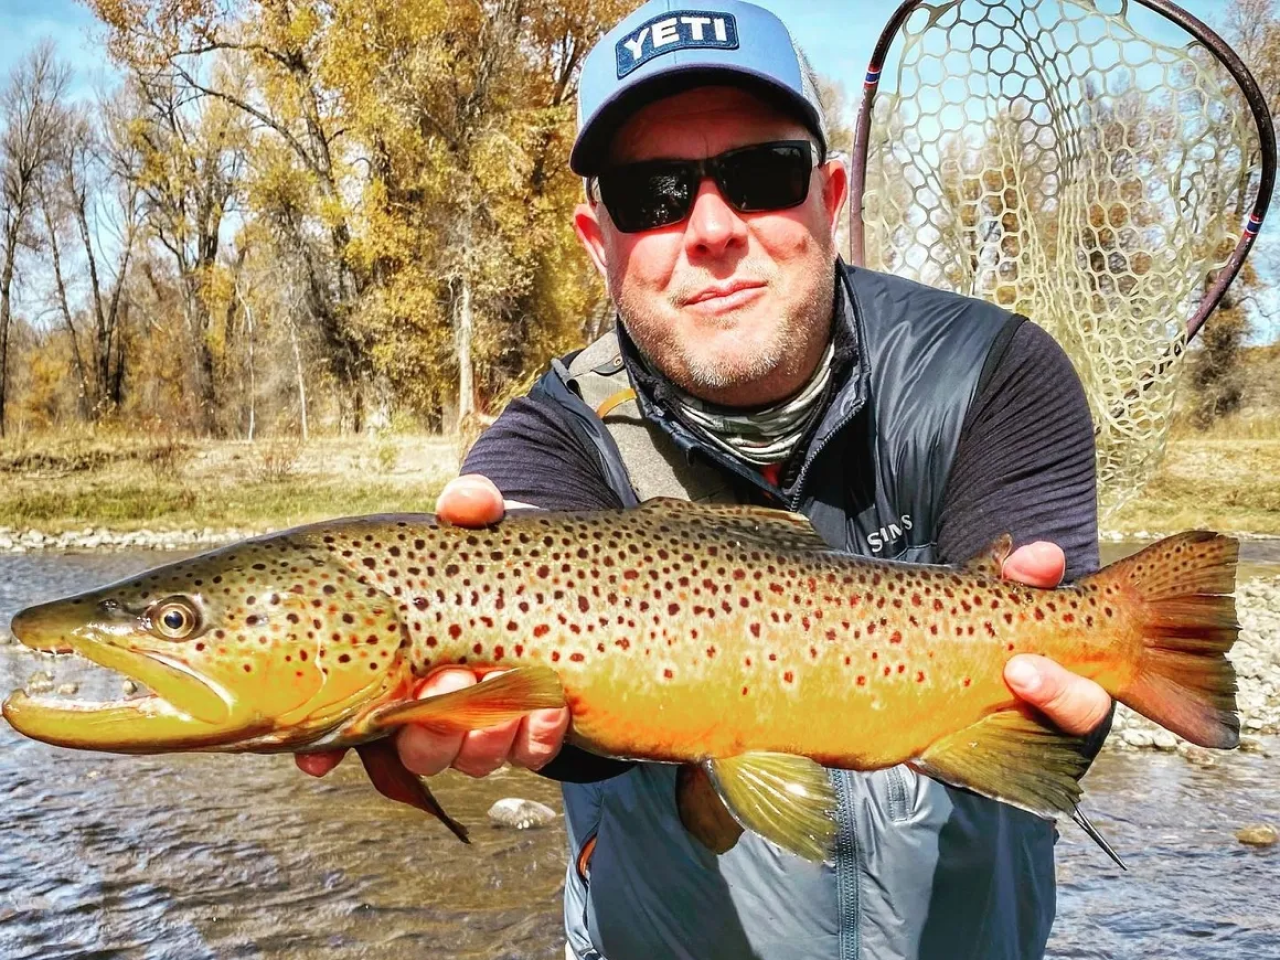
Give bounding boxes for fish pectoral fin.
[354,740,469,843]
[369,665,565,732]
[705,753,838,863]
[961,533,1014,577]
[914,708,1091,820]
[676,763,744,855]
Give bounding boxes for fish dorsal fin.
[704,752,838,863]
[636,498,830,552]
[962,534,1014,577]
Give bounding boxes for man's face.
[575,86,848,407]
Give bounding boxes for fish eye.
[147,598,201,641]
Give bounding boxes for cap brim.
[570,66,825,176]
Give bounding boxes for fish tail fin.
[1091,531,1240,749]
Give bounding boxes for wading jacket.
[464,261,1102,960]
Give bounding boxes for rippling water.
[1,549,1277,959]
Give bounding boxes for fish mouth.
[2,601,243,752]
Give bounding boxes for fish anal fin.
[676,762,744,855]
[705,753,837,863]
[963,534,1014,577]
[354,740,469,843]
[915,708,1089,820]
[370,666,564,732]
[636,499,830,552]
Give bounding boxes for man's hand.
[1000,542,1113,736]
[295,475,571,781]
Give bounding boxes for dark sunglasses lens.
[600,166,695,233]
[719,144,811,212]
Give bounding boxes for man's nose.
[683,178,748,255]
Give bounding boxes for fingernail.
[1005,658,1041,693]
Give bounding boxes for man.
[301,1,1113,957]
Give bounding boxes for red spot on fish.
[663,668,673,679]
[449,624,462,640]
[857,675,866,686]
[844,655,852,666]
[579,596,590,613]
[1034,607,1045,621]
[1003,613,1014,625]
[809,646,818,659]
[883,666,891,676]
[668,603,680,616]
[615,638,630,650]
[897,664,906,674]
[551,651,561,662]
[1064,613,1075,623]
[742,686,749,696]
[706,646,717,658]
[889,630,902,644]
[783,671,794,683]
[916,670,925,683]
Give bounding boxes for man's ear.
[574,201,610,279]
[820,158,849,241]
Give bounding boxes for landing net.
[851,0,1274,517]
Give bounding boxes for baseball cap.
[571,0,829,175]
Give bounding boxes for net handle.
[848,0,1277,343]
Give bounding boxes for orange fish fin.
[354,740,470,843]
[705,753,837,863]
[676,762,744,855]
[636,499,829,551]
[915,708,1090,819]
[1089,531,1240,749]
[962,534,1014,577]
[369,666,565,732]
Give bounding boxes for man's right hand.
[294,475,572,781]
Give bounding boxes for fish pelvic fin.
[704,753,838,864]
[676,763,744,855]
[915,708,1091,822]
[369,666,565,732]
[354,740,469,843]
[1092,531,1240,749]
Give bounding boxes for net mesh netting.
[860,0,1260,517]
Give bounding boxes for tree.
[0,42,67,436]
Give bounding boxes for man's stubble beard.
[613,253,837,398]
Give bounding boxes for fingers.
[395,668,570,778]
[1001,541,1066,589]
[295,748,347,777]
[1005,654,1113,735]
[436,475,506,527]
[396,669,472,776]
[510,707,571,771]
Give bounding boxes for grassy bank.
[0,421,1277,537]
[0,433,458,534]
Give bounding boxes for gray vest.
[533,265,1055,960]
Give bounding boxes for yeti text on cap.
[615,11,740,78]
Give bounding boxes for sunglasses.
[593,140,818,234]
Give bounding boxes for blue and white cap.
[572,0,828,175]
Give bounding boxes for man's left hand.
[999,541,1113,736]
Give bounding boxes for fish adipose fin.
[355,740,470,843]
[1096,531,1240,749]
[370,666,565,732]
[962,534,1014,577]
[676,763,744,855]
[703,753,838,863]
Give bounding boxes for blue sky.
[0,0,1235,101]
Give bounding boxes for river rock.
[1235,824,1279,847]
[55,682,79,696]
[122,679,139,697]
[487,798,558,830]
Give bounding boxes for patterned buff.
[669,340,836,467]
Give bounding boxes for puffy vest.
[528,263,1056,960]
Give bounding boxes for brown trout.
[2,501,1240,862]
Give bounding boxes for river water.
[0,547,1276,959]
